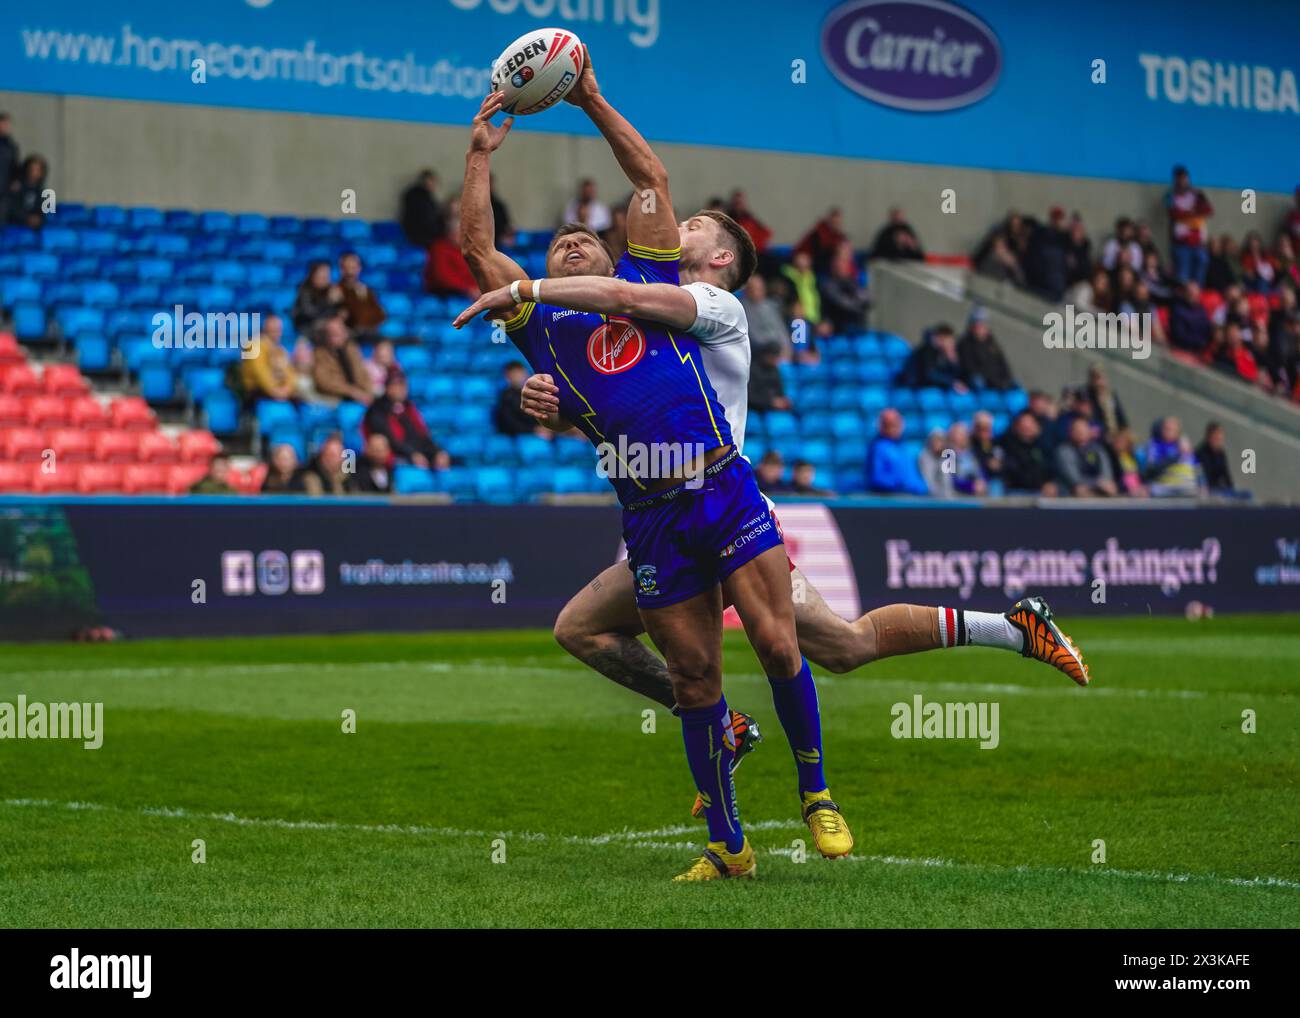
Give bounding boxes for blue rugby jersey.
[501,243,734,506]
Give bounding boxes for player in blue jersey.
[460,55,853,879]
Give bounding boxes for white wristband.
[532,278,542,302]
[509,279,521,303]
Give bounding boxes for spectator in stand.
[493,361,548,437]
[1140,249,1176,305]
[774,460,834,498]
[1249,327,1280,394]
[562,177,611,233]
[946,421,988,495]
[400,169,446,249]
[363,368,449,470]
[797,207,849,274]
[365,338,398,396]
[1113,265,1139,308]
[866,408,928,495]
[1267,283,1299,394]
[970,411,1004,488]
[1286,186,1300,248]
[1210,322,1258,385]
[869,207,924,262]
[7,154,49,229]
[1195,422,1233,493]
[292,261,343,336]
[338,251,387,339]
[600,206,628,262]
[1240,232,1277,293]
[1022,207,1073,302]
[1064,266,1114,313]
[974,230,1026,287]
[354,433,394,494]
[1164,165,1213,284]
[311,315,373,405]
[239,313,299,404]
[957,307,1015,391]
[781,249,822,328]
[898,324,968,392]
[261,443,305,493]
[190,453,236,495]
[1274,234,1300,290]
[918,428,954,498]
[0,114,17,223]
[748,342,792,412]
[1085,366,1127,435]
[489,173,514,248]
[1102,217,1144,273]
[1204,234,1240,292]
[754,450,785,494]
[1119,279,1167,344]
[820,241,870,332]
[1169,281,1213,353]
[1064,216,1093,286]
[741,274,792,356]
[1135,221,1161,263]
[1027,389,1061,453]
[726,189,772,254]
[1056,416,1118,497]
[998,410,1059,495]
[301,434,351,496]
[424,204,479,298]
[1141,416,1202,496]
[1107,428,1145,496]
[974,211,1029,274]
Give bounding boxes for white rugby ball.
[490,28,585,116]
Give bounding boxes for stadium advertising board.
[3,0,1297,190]
[1,499,1296,640]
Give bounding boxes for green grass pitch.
[2,614,1297,928]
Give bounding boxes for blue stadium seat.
[881,334,912,360]
[991,412,1011,434]
[164,209,198,230]
[245,263,284,288]
[76,333,112,373]
[79,229,118,254]
[182,366,227,402]
[200,211,234,233]
[81,281,120,306]
[515,434,555,463]
[922,411,952,435]
[394,464,437,494]
[551,467,591,494]
[140,362,178,403]
[0,277,41,304]
[267,426,307,462]
[833,438,868,467]
[860,360,891,384]
[800,411,832,438]
[151,234,190,257]
[916,388,947,411]
[515,466,556,500]
[123,284,163,308]
[948,390,977,417]
[384,292,413,319]
[830,411,863,439]
[889,388,920,413]
[120,337,166,372]
[554,439,594,465]
[1004,389,1029,414]
[976,388,1005,412]
[442,433,485,461]
[269,215,302,235]
[436,467,477,500]
[475,467,516,503]
[256,400,300,434]
[40,227,78,252]
[336,401,368,434]
[20,253,59,278]
[339,219,371,241]
[303,218,335,238]
[481,434,519,466]
[298,402,339,434]
[378,318,412,339]
[764,411,798,438]
[128,207,164,229]
[92,205,127,228]
[203,391,241,435]
[55,306,106,337]
[235,213,269,234]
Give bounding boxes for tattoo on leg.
[583,637,676,709]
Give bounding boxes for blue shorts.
[623,455,785,609]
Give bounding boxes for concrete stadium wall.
[2,90,1294,256]
[869,260,1300,504]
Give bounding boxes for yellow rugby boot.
[673,838,757,882]
[801,790,854,859]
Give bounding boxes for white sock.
[937,607,1025,652]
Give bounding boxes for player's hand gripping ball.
[490,28,585,115]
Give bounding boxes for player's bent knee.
[552,608,596,659]
[753,631,802,679]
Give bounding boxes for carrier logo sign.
[821,0,1002,112]
[588,320,646,375]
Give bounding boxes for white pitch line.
[5,797,1297,892]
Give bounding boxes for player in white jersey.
[454,214,1093,821]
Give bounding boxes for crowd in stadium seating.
[0,113,50,232]
[974,165,1300,405]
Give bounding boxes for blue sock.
[679,697,744,853]
[768,658,826,795]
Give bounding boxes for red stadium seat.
[31,461,79,494]
[1246,293,1269,320]
[0,332,24,366]
[94,430,140,463]
[2,427,47,462]
[67,396,113,430]
[0,461,35,492]
[1156,305,1170,334]
[0,363,42,397]
[121,463,169,494]
[111,396,157,432]
[228,464,266,494]
[45,428,96,463]
[0,394,25,428]
[76,463,124,494]
[42,364,90,397]
[166,463,208,494]
[25,395,70,429]
[1199,289,1223,317]
[177,429,221,463]
[136,431,178,464]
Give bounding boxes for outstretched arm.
[565,48,678,254]
[452,276,697,331]
[462,92,527,292]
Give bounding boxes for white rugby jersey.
[683,281,751,455]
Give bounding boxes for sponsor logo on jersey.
[720,515,775,558]
[587,319,646,375]
[635,564,660,595]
